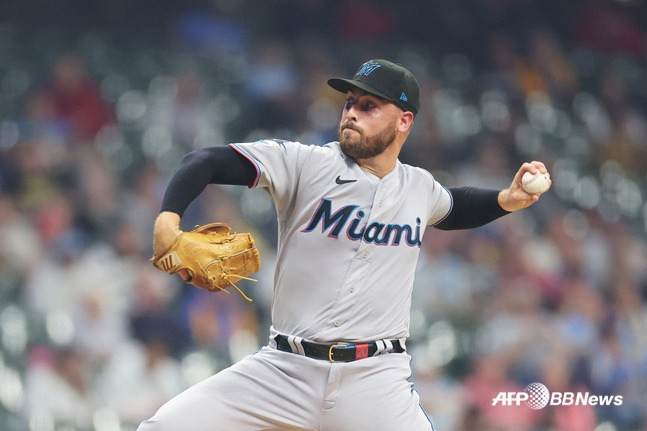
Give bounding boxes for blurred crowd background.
[1,0,646,430]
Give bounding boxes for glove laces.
[197,259,256,302]
[216,270,256,302]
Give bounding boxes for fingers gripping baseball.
[499,161,551,212]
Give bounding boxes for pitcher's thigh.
[138,349,324,431]
[324,355,435,431]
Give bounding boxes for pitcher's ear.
[398,111,415,133]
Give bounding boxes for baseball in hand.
[522,171,551,194]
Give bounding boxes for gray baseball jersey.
[138,139,446,431]
[230,139,452,342]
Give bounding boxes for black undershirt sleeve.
[434,186,510,230]
[160,146,257,216]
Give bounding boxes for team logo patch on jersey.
[257,139,287,153]
[301,198,422,247]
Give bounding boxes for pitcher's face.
[338,89,399,160]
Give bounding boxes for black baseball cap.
[328,59,420,115]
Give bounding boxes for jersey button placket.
[379,182,386,206]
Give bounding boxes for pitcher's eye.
[344,96,376,112]
[360,101,375,111]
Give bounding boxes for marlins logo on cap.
[328,59,420,115]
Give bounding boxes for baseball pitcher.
[140,59,550,430]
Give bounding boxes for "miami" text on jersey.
[301,198,422,247]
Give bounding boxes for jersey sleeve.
[420,168,453,226]
[229,139,312,212]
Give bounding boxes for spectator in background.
[527,29,579,105]
[25,346,101,429]
[242,39,303,132]
[462,352,541,431]
[97,337,185,427]
[0,193,40,294]
[145,69,218,151]
[71,149,120,240]
[574,0,647,56]
[128,264,186,354]
[20,92,72,144]
[44,53,114,144]
[119,164,166,248]
[534,350,597,431]
[174,0,249,57]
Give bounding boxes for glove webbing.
[198,259,256,302]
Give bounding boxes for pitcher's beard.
[338,122,397,160]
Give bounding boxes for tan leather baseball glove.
[150,223,260,301]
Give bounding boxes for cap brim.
[327,78,393,103]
